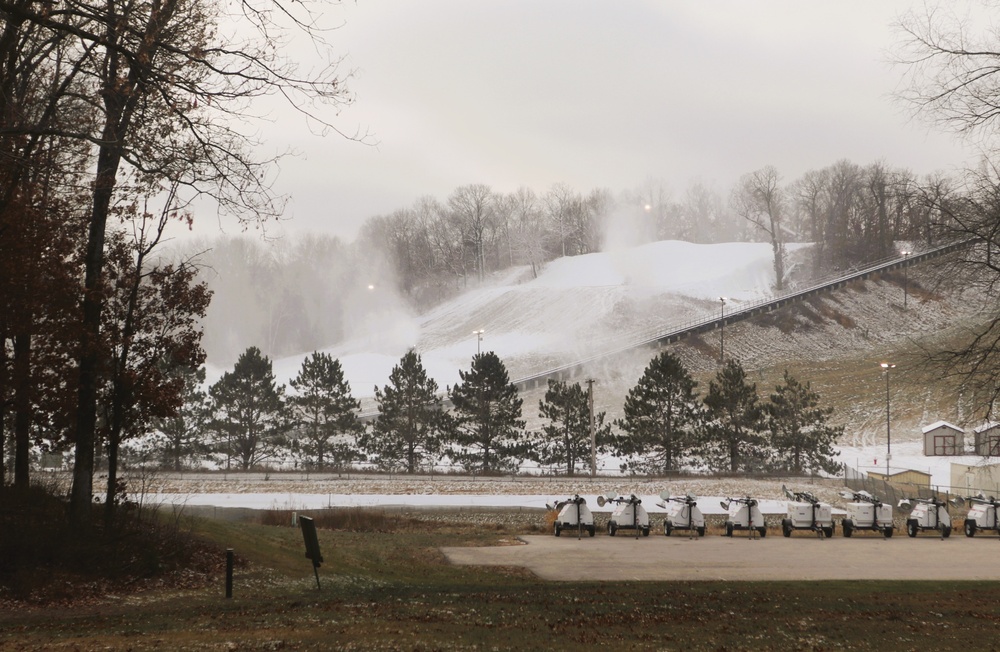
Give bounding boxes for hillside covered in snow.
[224,239,992,477]
[263,240,804,393]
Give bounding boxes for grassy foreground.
[2,509,999,651]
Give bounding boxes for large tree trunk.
[0,328,6,486]
[104,434,119,527]
[70,146,121,527]
[13,331,30,489]
[70,0,178,528]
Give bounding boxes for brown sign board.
[299,515,323,567]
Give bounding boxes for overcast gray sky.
[244,0,982,242]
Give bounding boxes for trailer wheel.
[965,520,976,537]
[697,526,706,537]
[758,527,767,538]
[608,522,617,536]
[554,523,561,537]
[906,520,918,538]
[588,525,596,537]
[823,526,834,539]
[664,521,672,537]
[782,520,792,537]
[725,522,734,537]
[842,520,853,538]
[883,526,893,538]
[942,524,952,538]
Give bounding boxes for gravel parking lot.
[443,533,999,581]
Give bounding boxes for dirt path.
[443,533,997,581]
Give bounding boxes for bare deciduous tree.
[448,184,495,283]
[0,0,358,524]
[731,166,787,291]
[896,4,1000,420]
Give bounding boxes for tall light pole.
[900,251,911,309]
[473,329,484,355]
[719,297,726,363]
[880,362,896,477]
[586,378,596,478]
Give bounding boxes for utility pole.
[719,297,726,363]
[901,251,911,309]
[881,362,895,477]
[587,378,596,478]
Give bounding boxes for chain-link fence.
[843,465,993,505]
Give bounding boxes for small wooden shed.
[922,420,965,456]
[868,469,932,489]
[974,422,1000,457]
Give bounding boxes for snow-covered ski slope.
[268,241,801,396]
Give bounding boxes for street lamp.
[473,329,484,355]
[719,297,726,363]
[880,362,896,477]
[900,251,911,308]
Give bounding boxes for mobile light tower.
[880,362,896,476]
[473,329,484,354]
[719,297,727,363]
[900,251,911,308]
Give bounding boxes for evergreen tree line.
[146,348,842,476]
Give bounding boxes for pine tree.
[209,347,288,470]
[360,350,447,473]
[288,352,362,471]
[532,379,610,476]
[152,365,211,471]
[447,352,526,473]
[767,370,843,474]
[612,352,702,474]
[700,359,768,472]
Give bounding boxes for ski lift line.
[511,239,976,391]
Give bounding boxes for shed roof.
[974,421,1000,434]
[921,420,964,434]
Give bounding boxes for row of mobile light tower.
[548,488,1000,540]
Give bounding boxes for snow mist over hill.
[262,240,798,396]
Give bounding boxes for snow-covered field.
[145,433,994,512]
[145,472,833,515]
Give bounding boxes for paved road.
[442,533,1000,581]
